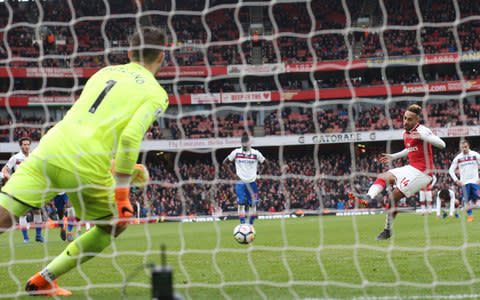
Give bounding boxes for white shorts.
[389,165,432,197]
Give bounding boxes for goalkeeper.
[0,27,168,296]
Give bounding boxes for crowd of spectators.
[264,100,480,135]
[1,0,480,68]
[2,100,480,142]
[126,139,464,218]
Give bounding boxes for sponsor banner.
[424,53,459,64]
[432,126,480,137]
[0,66,226,78]
[191,93,221,104]
[139,126,480,150]
[185,92,272,104]
[400,82,448,94]
[139,126,479,151]
[25,67,87,78]
[366,53,460,67]
[157,66,227,77]
[1,126,479,152]
[285,60,367,72]
[269,80,480,101]
[1,79,480,107]
[460,51,480,62]
[227,64,284,75]
[141,137,242,151]
[0,96,29,106]
[399,80,479,94]
[366,56,420,67]
[222,91,271,103]
[139,131,400,151]
[0,51,478,80]
[0,67,98,78]
[28,96,76,105]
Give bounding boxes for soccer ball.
[233,224,256,244]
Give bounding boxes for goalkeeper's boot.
[455,213,460,218]
[442,213,447,219]
[468,216,474,222]
[375,228,392,240]
[60,229,66,241]
[347,192,372,208]
[25,272,72,296]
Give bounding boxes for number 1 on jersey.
[88,80,117,114]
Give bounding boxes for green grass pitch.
[0,213,479,299]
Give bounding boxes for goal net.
[1,0,480,299]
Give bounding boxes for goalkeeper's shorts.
[0,156,114,221]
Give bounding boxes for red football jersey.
[403,124,434,175]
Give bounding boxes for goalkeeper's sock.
[41,226,111,280]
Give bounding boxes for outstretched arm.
[380,149,408,163]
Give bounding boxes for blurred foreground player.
[0,27,168,296]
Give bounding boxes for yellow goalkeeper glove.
[111,160,149,187]
[131,163,149,187]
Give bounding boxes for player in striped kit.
[349,104,446,240]
[223,133,269,225]
[1,137,45,243]
[448,140,480,222]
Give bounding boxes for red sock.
[373,178,386,188]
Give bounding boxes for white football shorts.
[389,165,432,197]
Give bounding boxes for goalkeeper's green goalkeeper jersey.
[32,62,169,183]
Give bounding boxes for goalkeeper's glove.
[115,187,134,223]
[131,163,149,187]
[114,173,133,224]
[111,160,149,187]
